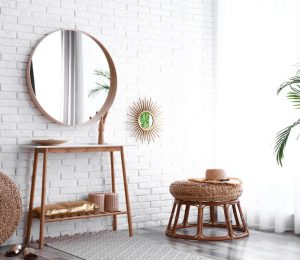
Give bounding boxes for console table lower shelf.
[24,144,133,249]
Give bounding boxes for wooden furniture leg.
[172,203,181,234]
[223,204,233,238]
[210,206,217,225]
[197,204,203,238]
[237,201,248,232]
[232,204,240,227]
[39,149,48,249]
[120,147,133,236]
[167,202,177,230]
[182,204,190,227]
[110,151,117,231]
[25,150,39,244]
[166,200,249,241]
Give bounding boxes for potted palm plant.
[274,69,300,166]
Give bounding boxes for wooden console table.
[23,144,133,249]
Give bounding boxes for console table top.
[21,143,132,149]
[21,143,134,153]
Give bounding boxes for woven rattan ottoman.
[166,179,249,241]
[0,172,22,245]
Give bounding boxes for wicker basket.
[169,180,243,202]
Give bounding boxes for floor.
[139,227,300,260]
[0,227,299,260]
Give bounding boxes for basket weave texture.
[170,180,243,202]
[0,172,22,245]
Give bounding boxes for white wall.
[0,0,215,244]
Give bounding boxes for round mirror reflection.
[27,30,116,126]
[138,111,154,130]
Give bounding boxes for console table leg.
[25,150,39,244]
[120,147,133,236]
[39,150,48,249]
[110,151,117,231]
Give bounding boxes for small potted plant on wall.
[274,69,300,166]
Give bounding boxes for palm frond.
[277,72,300,95]
[88,83,110,97]
[274,119,300,166]
[94,70,111,80]
[287,89,300,109]
[88,69,111,98]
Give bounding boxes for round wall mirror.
[26,30,117,126]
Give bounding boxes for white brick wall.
[0,0,215,244]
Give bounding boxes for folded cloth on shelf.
[33,200,98,218]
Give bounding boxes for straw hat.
[188,169,242,186]
[205,169,226,181]
[0,172,22,245]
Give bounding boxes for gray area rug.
[46,230,210,260]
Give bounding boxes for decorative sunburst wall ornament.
[128,98,162,143]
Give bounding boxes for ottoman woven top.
[0,172,22,245]
[169,178,243,202]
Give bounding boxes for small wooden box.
[104,193,118,212]
[88,193,105,212]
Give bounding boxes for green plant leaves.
[274,119,300,166]
[275,69,300,166]
[139,112,150,129]
[287,87,300,109]
[94,69,111,80]
[88,70,111,98]
[277,70,300,94]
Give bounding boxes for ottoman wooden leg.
[223,204,233,238]
[237,201,248,233]
[196,204,203,238]
[167,202,177,231]
[232,204,240,228]
[172,203,182,234]
[166,200,249,241]
[182,205,190,227]
[210,206,217,225]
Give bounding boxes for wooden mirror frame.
[26,30,117,126]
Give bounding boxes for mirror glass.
[138,111,154,130]
[29,30,112,125]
